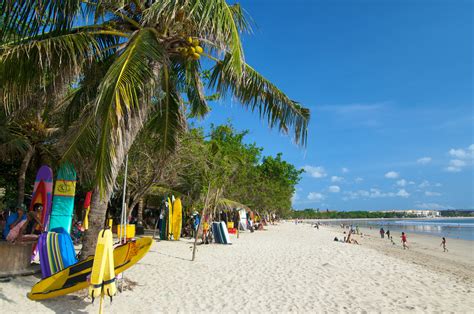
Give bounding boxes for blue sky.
[197,0,473,211]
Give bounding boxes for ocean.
[325,218,474,241]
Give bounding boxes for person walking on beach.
[440,237,448,252]
[401,232,409,249]
[380,227,385,239]
[386,229,390,239]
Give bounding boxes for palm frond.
[0,27,122,112]
[185,60,210,118]
[146,65,187,155]
[209,54,310,146]
[0,0,83,41]
[143,0,246,77]
[93,27,165,196]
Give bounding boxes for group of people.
[1,203,44,243]
[380,227,408,249]
[379,227,449,252]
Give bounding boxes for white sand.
[1,222,473,313]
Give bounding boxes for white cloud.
[450,159,466,167]
[355,177,364,183]
[418,180,430,188]
[341,167,349,174]
[291,193,300,203]
[417,157,432,165]
[303,166,327,178]
[328,185,341,193]
[396,179,407,187]
[445,166,461,172]
[449,148,468,159]
[445,158,465,172]
[435,183,442,187]
[331,176,343,183]
[396,189,410,198]
[307,192,325,201]
[415,202,453,210]
[345,188,409,199]
[408,181,416,185]
[446,145,474,172]
[370,188,393,198]
[385,171,399,179]
[425,191,442,196]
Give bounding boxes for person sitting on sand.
[401,232,409,250]
[390,236,396,245]
[3,205,27,239]
[440,237,448,252]
[6,205,29,242]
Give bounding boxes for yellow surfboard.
[28,237,152,300]
[172,198,183,241]
[167,197,173,240]
[88,229,116,300]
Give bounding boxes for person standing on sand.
[386,229,390,239]
[380,227,385,239]
[440,237,448,252]
[401,232,409,249]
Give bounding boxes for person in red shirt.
[401,232,409,250]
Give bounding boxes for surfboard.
[39,228,78,278]
[83,191,92,230]
[49,164,77,234]
[211,222,222,244]
[88,229,116,300]
[239,209,247,230]
[172,198,182,241]
[29,166,54,230]
[220,221,231,244]
[28,237,152,300]
[167,197,173,240]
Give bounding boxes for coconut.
[192,39,199,47]
[191,53,200,60]
[195,46,203,54]
[187,37,193,44]
[188,47,195,54]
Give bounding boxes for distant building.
[404,210,441,217]
[380,209,441,217]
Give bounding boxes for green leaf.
[209,54,310,146]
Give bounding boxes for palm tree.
[0,1,310,256]
[0,109,59,206]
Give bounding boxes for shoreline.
[302,216,474,222]
[320,223,474,284]
[302,217,474,241]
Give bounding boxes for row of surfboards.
[28,164,79,279]
[27,164,153,300]
[30,164,77,234]
[212,222,232,244]
[158,196,183,240]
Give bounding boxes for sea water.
[325,218,474,241]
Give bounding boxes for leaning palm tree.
[0,1,310,256]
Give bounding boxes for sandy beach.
[1,222,473,313]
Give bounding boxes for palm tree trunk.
[137,197,144,225]
[80,108,149,258]
[17,145,35,206]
